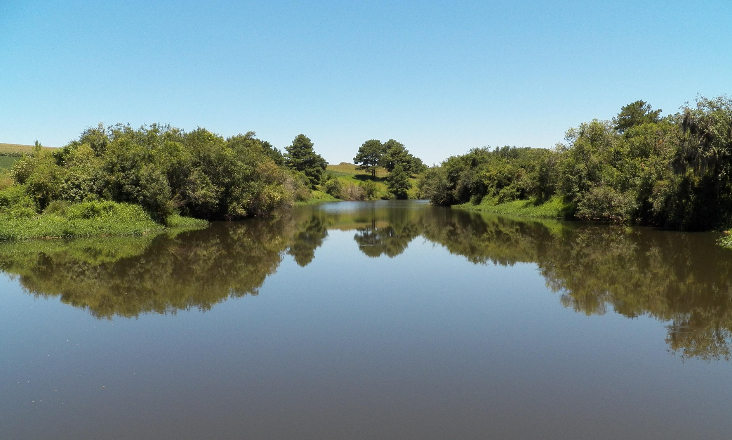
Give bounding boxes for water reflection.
[0,217,292,318]
[1,200,731,360]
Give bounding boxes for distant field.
[0,143,57,172]
[325,162,421,199]
[327,162,389,178]
[0,142,56,155]
[0,156,18,171]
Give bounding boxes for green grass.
[1,143,57,172]
[455,195,576,219]
[327,162,389,178]
[0,200,208,241]
[0,173,13,190]
[0,142,56,155]
[0,156,18,171]
[165,214,209,229]
[324,162,422,200]
[325,163,388,200]
[295,190,340,205]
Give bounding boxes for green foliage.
[360,179,378,200]
[0,199,207,241]
[4,124,295,226]
[165,214,209,229]
[323,178,344,199]
[354,139,386,177]
[323,163,389,200]
[422,95,732,231]
[285,134,327,189]
[381,140,424,175]
[0,156,18,171]
[294,190,339,205]
[353,139,425,198]
[0,201,163,240]
[0,184,34,211]
[386,163,411,199]
[419,146,557,206]
[613,100,662,133]
[457,195,574,219]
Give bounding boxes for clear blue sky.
[2,0,731,165]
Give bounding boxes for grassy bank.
[0,200,207,241]
[455,195,576,219]
[295,190,340,205]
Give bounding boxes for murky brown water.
[2,201,731,439]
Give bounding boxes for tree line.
[418,96,732,230]
[1,124,329,223]
[3,94,732,230]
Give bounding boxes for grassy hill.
[0,143,56,172]
[0,156,17,172]
[324,162,421,200]
[0,142,55,155]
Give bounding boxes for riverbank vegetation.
[0,125,429,240]
[4,94,732,240]
[0,125,336,239]
[419,96,732,232]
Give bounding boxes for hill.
[0,142,55,155]
[0,143,56,172]
[324,162,421,200]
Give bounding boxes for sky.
[1,0,731,166]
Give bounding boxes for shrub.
[44,200,70,216]
[0,185,35,212]
[344,183,365,201]
[576,186,637,222]
[360,180,378,200]
[323,179,343,199]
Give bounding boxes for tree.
[353,139,385,178]
[381,139,407,172]
[613,100,662,133]
[285,134,327,189]
[386,163,411,199]
[381,140,424,175]
[360,179,378,199]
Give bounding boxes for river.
[1,200,731,439]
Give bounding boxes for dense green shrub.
[5,125,303,223]
[323,178,343,198]
[360,180,378,200]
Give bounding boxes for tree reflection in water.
[2,201,732,360]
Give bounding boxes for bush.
[44,200,70,215]
[344,183,365,201]
[360,180,378,200]
[0,185,32,210]
[323,178,343,199]
[576,186,637,222]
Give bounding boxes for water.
[2,200,732,439]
